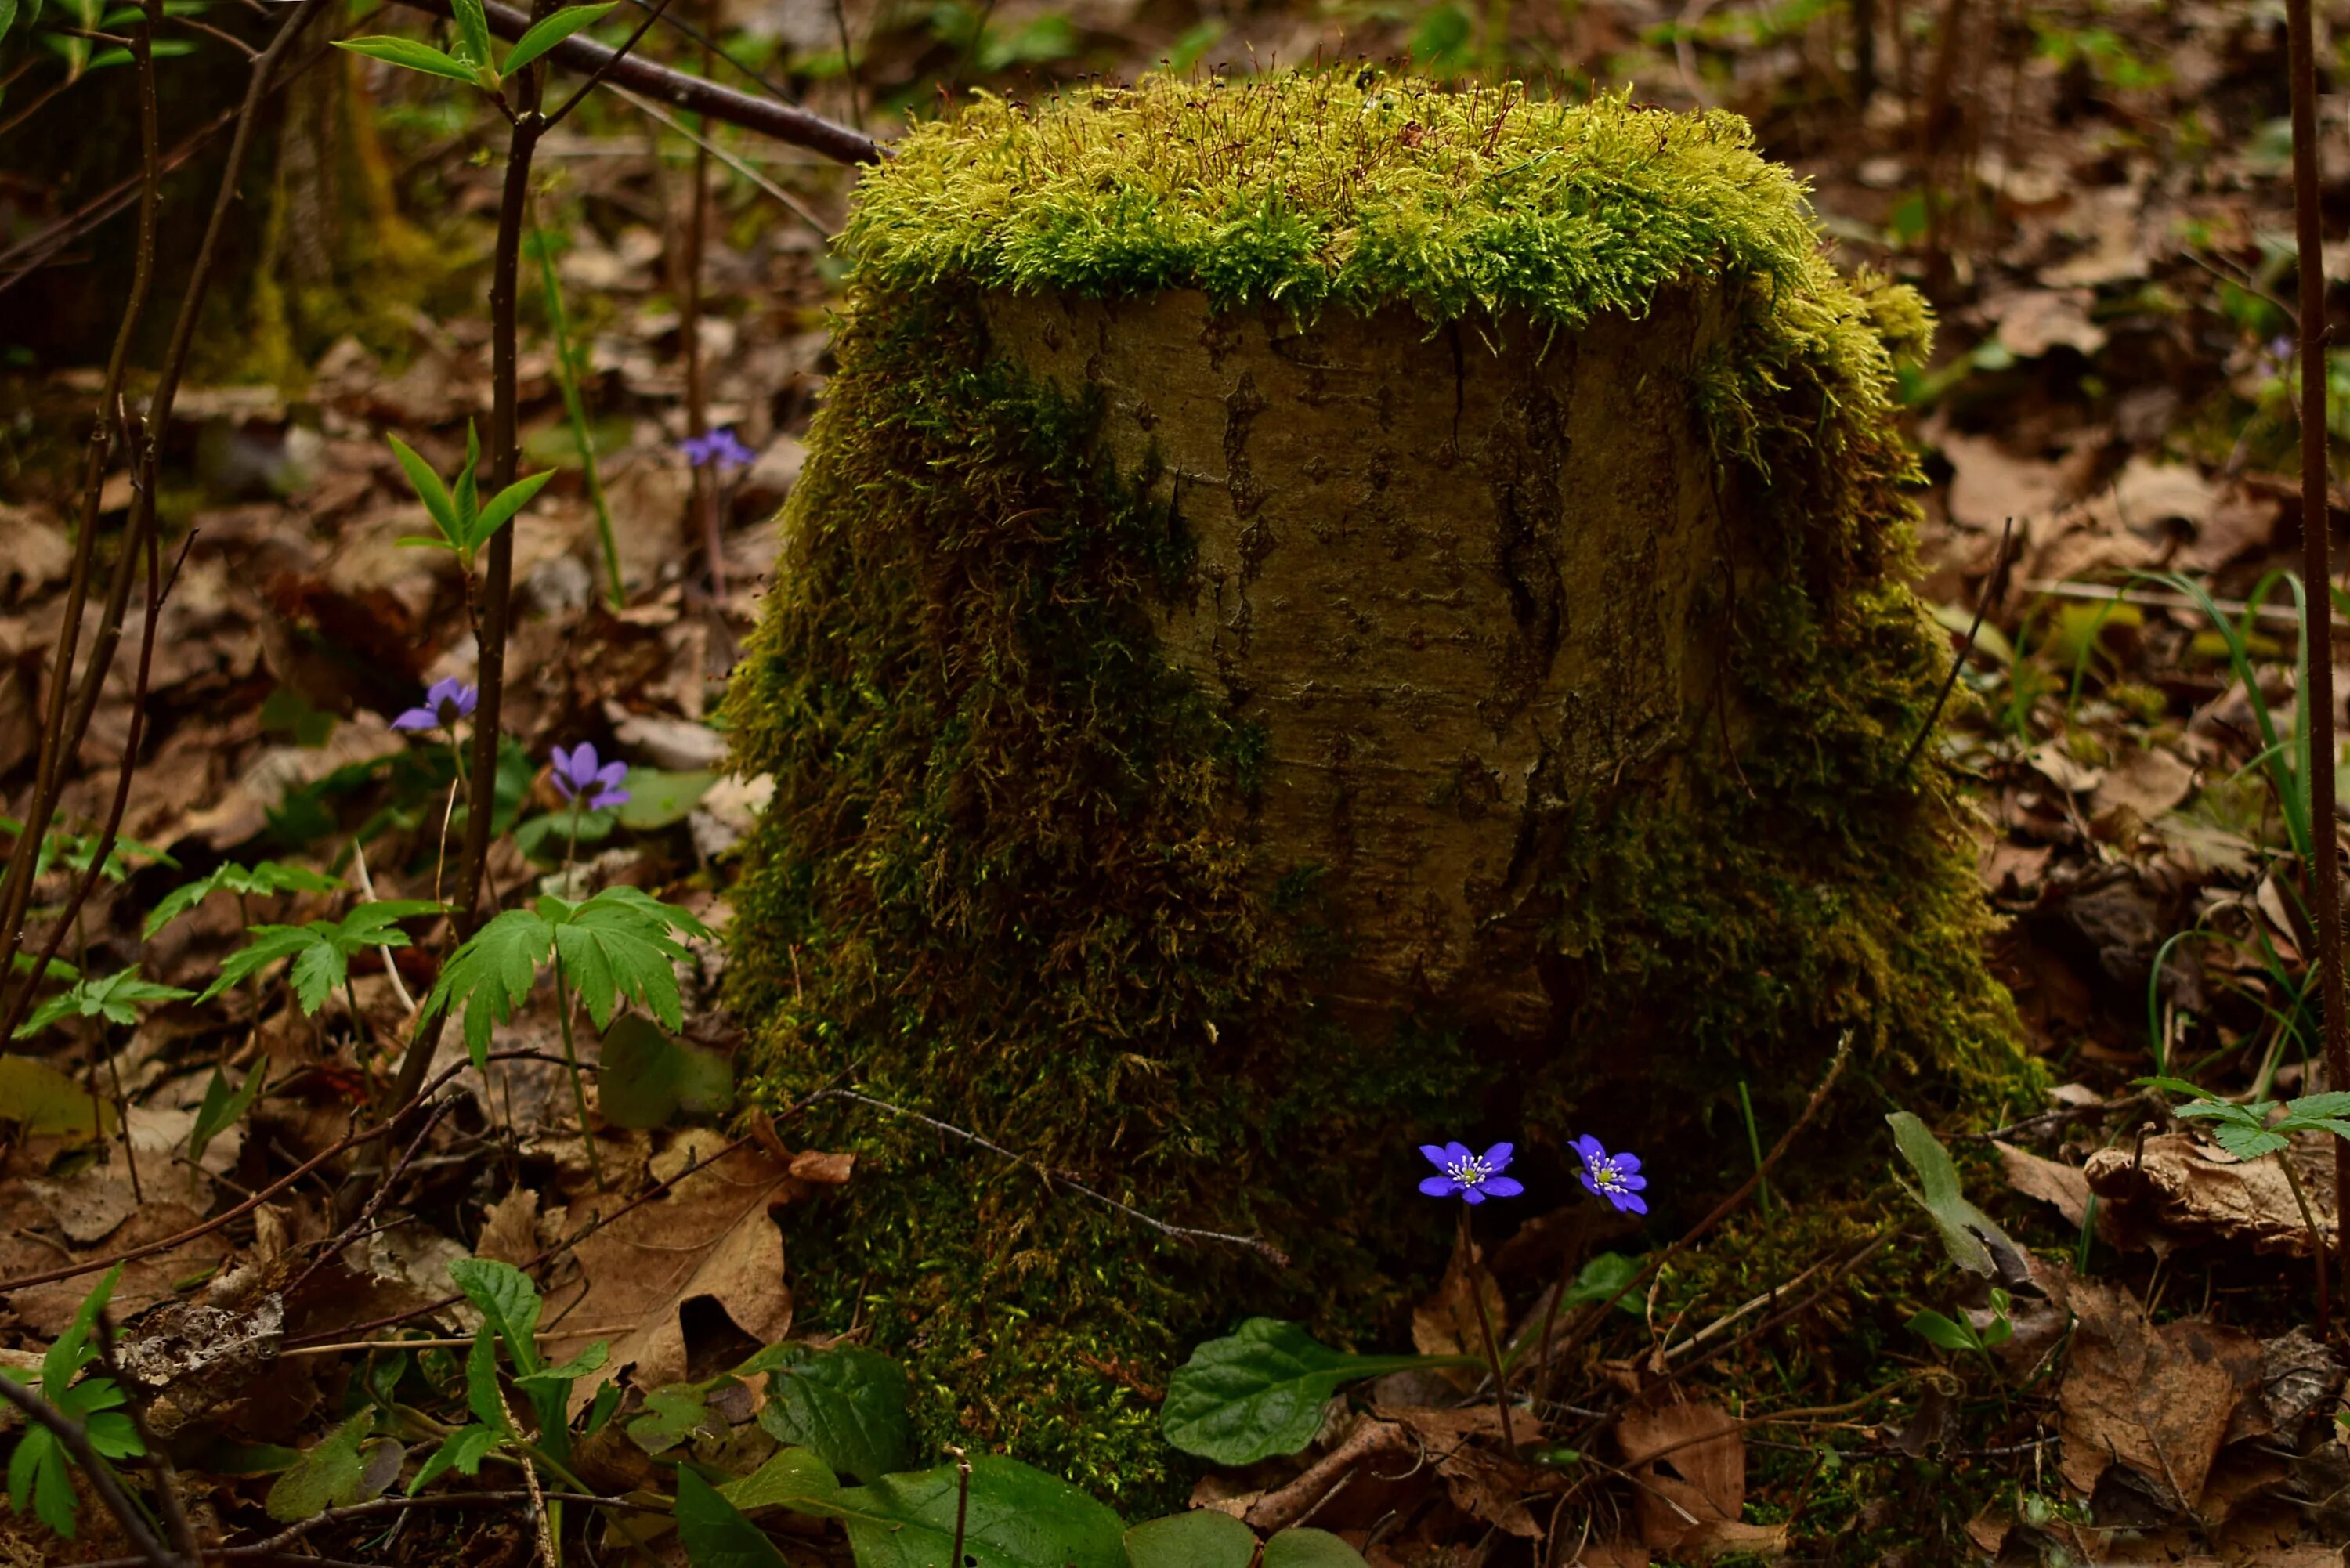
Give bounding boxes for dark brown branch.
[2286,0,2350,1310]
[391,0,880,163]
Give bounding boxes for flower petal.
[1619,1174,1648,1190]
[1571,1133,1604,1164]
[1480,1175,1524,1198]
[392,708,436,732]
[1459,1185,1486,1205]
[1443,1140,1471,1163]
[596,788,631,809]
[595,761,629,789]
[1419,1144,1452,1169]
[1615,1192,1649,1216]
[1419,1176,1457,1198]
[1481,1142,1514,1172]
[1577,1171,1600,1198]
[1614,1152,1643,1175]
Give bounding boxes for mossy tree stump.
[724,74,2019,1501]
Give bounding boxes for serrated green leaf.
[2210,1122,2290,1161]
[840,1454,1127,1568]
[15,966,194,1037]
[1886,1111,2019,1279]
[500,0,615,73]
[419,906,556,1067]
[754,1346,911,1483]
[678,1466,794,1568]
[1162,1319,1462,1465]
[7,1424,76,1537]
[2287,1091,2350,1121]
[145,859,342,938]
[1124,1508,1256,1568]
[551,888,700,1033]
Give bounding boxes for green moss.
[725,69,2024,1505]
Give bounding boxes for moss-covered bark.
[721,74,2023,1504]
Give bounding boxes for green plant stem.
[1737,1079,1773,1228]
[2280,1151,2330,1340]
[2286,0,2350,1310]
[558,797,603,1189]
[531,216,623,606]
[1459,1205,1517,1457]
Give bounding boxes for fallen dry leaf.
[1616,1400,1744,1556]
[2083,1132,2337,1258]
[476,1188,542,1266]
[1376,1404,1546,1538]
[4,1201,231,1335]
[563,1142,803,1415]
[2093,745,2196,829]
[2056,1275,2260,1512]
[1940,429,2070,531]
[1994,289,2106,359]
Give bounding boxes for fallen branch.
[390,0,880,164]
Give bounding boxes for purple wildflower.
[551,742,631,811]
[681,428,757,471]
[1418,1141,1524,1205]
[392,677,478,734]
[1571,1135,1647,1216]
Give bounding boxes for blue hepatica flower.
[1572,1134,1648,1216]
[681,428,757,471]
[1419,1141,1524,1205]
[551,742,631,812]
[392,677,477,734]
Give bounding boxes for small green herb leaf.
[1162,1319,1468,1465]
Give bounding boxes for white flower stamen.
[1445,1154,1493,1186]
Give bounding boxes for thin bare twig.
[815,1088,1290,1264]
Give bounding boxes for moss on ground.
[723,70,2026,1505]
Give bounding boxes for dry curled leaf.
[1616,1400,1744,1556]
[2056,1275,2260,1512]
[564,1142,798,1416]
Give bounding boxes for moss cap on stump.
[724,72,2021,1504]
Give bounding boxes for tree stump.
[723,74,2019,1501]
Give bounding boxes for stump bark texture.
[988,291,1741,1029]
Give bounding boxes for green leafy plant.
[2141,1075,2350,1331]
[143,859,342,938]
[403,1256,610,1502]
[13,964,193,1039]
[336,0,616,93]
[421,884,711,1183]
[596,1015,733,1129]
[0,815,175,888]
[1886,1110,2022,1281]
[1907,1287,2014,1361]
[2,1266,141,1539]
[198,900,442,1017]
[1160,1318,1479,1465]
[384,424,555,573]
[186,1063,268,1169]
